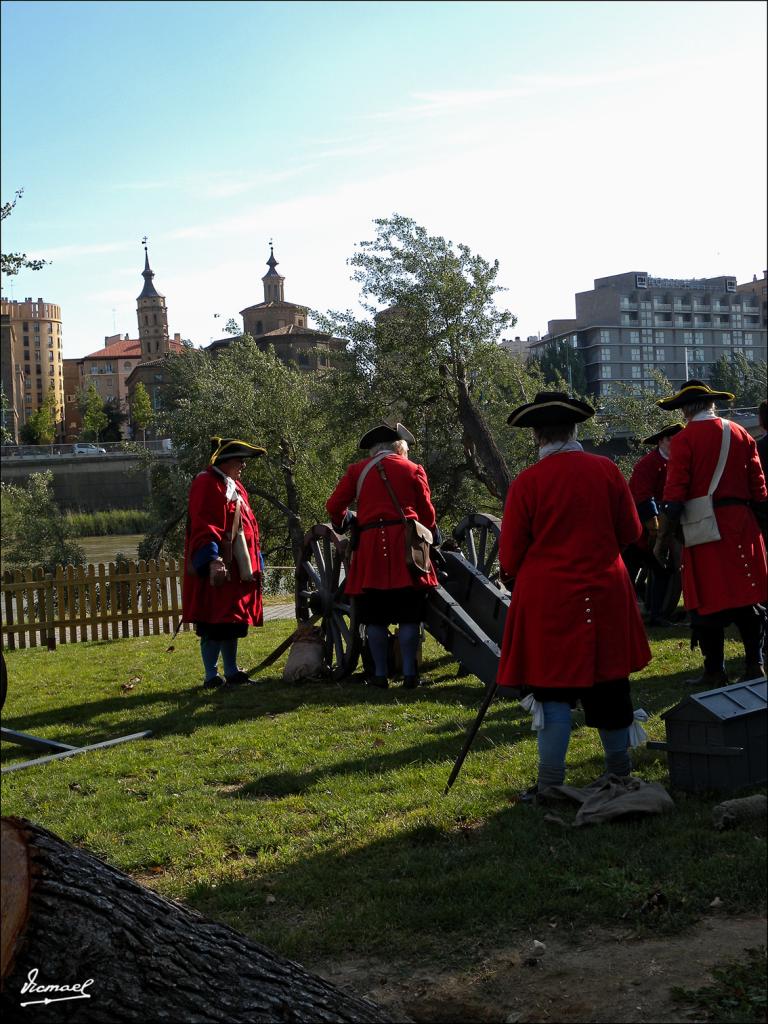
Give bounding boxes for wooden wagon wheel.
[295,524,362,679]
[452,513,503,582]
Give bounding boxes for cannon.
[294,513,509,689]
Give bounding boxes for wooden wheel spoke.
[310,539,328,579]
[332,610,351,644]
[484,537,499,575]
[465,530,478,567]
[301,560,322,590]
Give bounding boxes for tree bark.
[0,818,395,1023]
[452,360,511,500]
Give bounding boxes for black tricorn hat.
[506,391,595,428]
[209,436,267,465]
[642,423,685,445]
[656,379,734,411]
[359,421,415,450]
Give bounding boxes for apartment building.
[530,271,767,398]
[0,296,65,436]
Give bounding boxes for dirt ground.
[311,915,767,1023]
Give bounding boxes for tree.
[598,369,679,478]
[528,339,587,394]
[81,382,108,442]
[130,381,153,442]
[0,387,13,444]
[1,189,49,277]
[141,337,343,564]
[18,391,57,445]
[0,471,85,571]
[1,817,390,1023]
[709,352,767,408]
[102,397,127,442]
[317,214,602,521]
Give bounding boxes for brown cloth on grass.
[540,774,675,828]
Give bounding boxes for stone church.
[208,246,344,369]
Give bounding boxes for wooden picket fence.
[1,559,191,650]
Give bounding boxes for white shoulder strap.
[355,452,391,502]
[707,420,731,496]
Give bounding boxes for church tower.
[261,244,285,303]
[136,240,170,362]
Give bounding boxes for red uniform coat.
[629,448,668,551]
[182,467,263,626]
[662,418,767,616]
[497,451,651,690]
[326,453,438,593]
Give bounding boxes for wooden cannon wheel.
[452,512,504,583]
[295,525,362,679]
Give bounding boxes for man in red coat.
[654,380,767,686]
[497,392,651,796]
[326,421,438,689]
[183,437,265,689]
[623,423,683,626]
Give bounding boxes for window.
[601,365,612,379]
[744,333,753,344]
[600,347,611,361]
[631,347,641,361]
[629,331,640,344]
[24,363,30,374]
[655,348,666,360]
[635,275,648,288]
[34,323,40,333]
[632,366,642,379]
[655,331,665,344]
[721,332,731,344]
[600,329,611,343]
[745,348,754,360]
[23,322,28,331]
[694,332,704,345]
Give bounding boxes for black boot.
[403,675,420,689]
[686,669,729,688]
[368,675,388,689]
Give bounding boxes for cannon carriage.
[294,512,510,690]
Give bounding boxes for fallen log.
[0,817,395,1023]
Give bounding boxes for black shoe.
[367,675,388,689]
[224,670,255,686]
[403,675,420,689]
[648,616,674,628]
[203,674,225,689]
[686,670,728,689]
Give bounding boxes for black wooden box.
[647,678,767,793]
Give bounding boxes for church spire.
[138,237,162,300]
[262,240,285,303]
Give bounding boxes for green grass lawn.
[1,625,765,964]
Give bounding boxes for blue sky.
[2,0,766,357]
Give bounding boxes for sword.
[444,681,498,794]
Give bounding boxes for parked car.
[72,443,107,455]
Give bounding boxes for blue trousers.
[537,701,631,788]
[366,622,421,677]
[200,637,239,681]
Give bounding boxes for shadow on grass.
[183,786,766,963]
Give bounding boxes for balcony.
[652,303,671,311]
[693,302,710,312]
